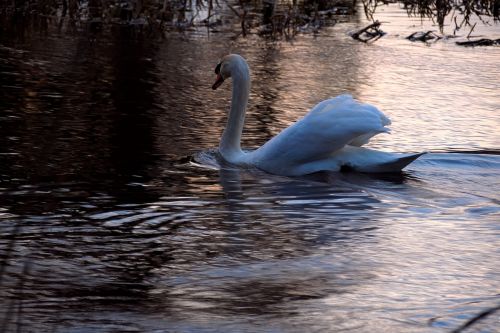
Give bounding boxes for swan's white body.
[213,54,423,176]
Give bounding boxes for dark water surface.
[1,5,499,333]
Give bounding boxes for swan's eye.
[215,63,221,74]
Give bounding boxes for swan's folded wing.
[251,95,391,174]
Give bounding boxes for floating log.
[456,38,500,47]
[351,21,385,43]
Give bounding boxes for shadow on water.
[0,36,161,184]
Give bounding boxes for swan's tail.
[336,147,426,173]
[307,147,426,174]
[369,152,426,172]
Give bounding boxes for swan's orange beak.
[212,74,224,90]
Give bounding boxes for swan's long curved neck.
[219,63,250,164]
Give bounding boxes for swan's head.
[212,54,249,90]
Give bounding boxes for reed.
[1,0,497,37]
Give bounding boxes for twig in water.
[451,304,500,333]
[0,223,21,286]
[466,22,476,39]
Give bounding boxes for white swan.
[211,54,424,176]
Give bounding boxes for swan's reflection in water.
[148,151,395,327]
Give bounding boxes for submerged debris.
[350,20,385,43]
[407,31,442,42]
[456,38,500,47]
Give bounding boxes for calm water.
[1,5,499,333]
